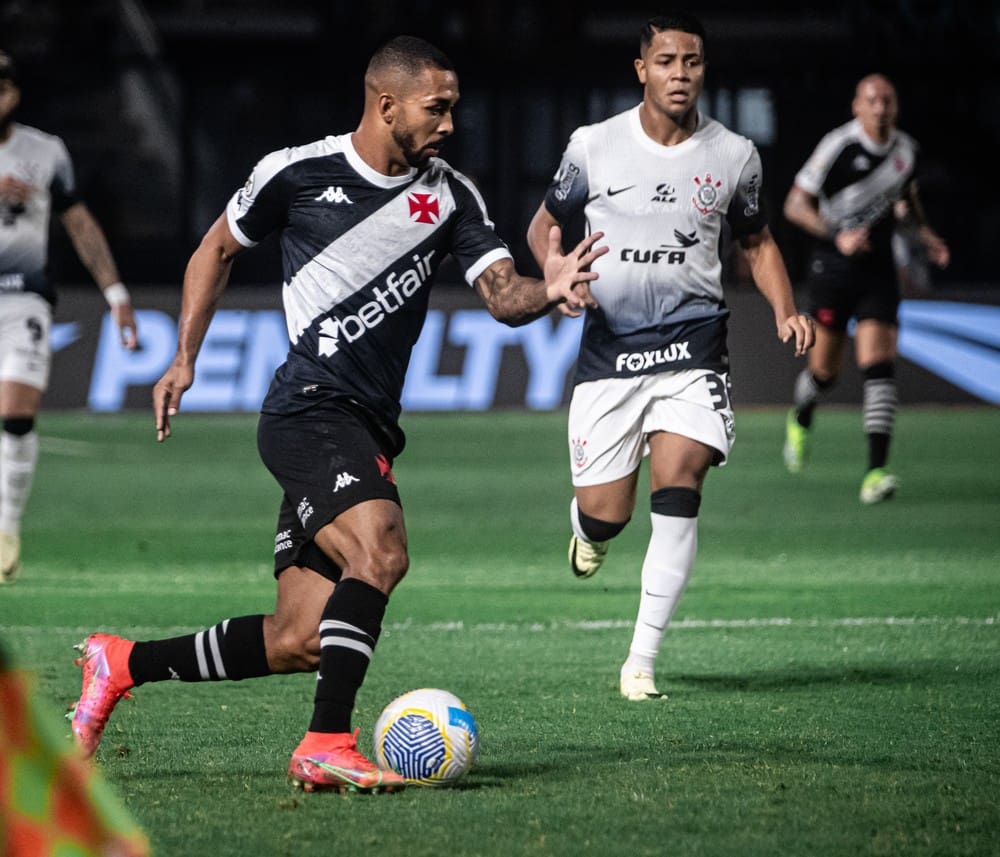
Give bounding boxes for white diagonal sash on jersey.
[283,180,456,344]
[820,140,914,230]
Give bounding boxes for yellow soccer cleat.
[568,534,609,579]
[620,669,668,701]
[783,409,811,474]
[860,468,899,505]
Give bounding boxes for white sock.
[569,497,590,542]
[0,430,39,534]
[623,513,698,678]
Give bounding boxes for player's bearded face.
[392,124,433,167]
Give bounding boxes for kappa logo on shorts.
[333,471,360,492]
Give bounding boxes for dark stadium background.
[3,0,997,291]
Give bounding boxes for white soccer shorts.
[0,292,52,391]
[567,369,736,487]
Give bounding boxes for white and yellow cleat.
[620,668,668,701]
[568,534,609,579]
[0,531,20,584]
[859,468,899,505]
[783,409,811,474]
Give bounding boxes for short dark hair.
[640,13,707,54]
[366,35,454,81]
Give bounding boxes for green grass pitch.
[2,406,998,856]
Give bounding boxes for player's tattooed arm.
[475,227,607,326]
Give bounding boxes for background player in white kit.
[527,13,814,700]
[0,50,139,583]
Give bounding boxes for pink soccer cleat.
[70,633,135,758]
[288,729,406,794]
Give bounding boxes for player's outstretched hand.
[543,226,607,317]
[153,363,194,442]
[778,313,816,357]
[112,302,141,351]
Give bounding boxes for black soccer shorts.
[805,251,900,332]
[257,400,401,582]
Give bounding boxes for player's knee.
[357,542,410,593]
[577,507,629,542]
[811,371,837,390]
[862,360,894,381]
[3,417,34,436]
[651,486,701,518]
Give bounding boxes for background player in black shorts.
[69,35,606,793]
[782,74,949,503]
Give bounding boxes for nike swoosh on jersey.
[607,185,636,196]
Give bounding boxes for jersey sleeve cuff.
[464,248,513,287]
[225,202,258,248]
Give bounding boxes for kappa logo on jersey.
[317,250,436,356]
[408,192,440,224]
[692,172,723,214]
[315,186,353,204]
[333,471,360,492]
[375,454,396,485]
[553,162,580,202]
[620,230,700,265]
[615,341,692,373]
[570,437,588,469]
[296,498,314,526]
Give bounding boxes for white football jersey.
[0,122,77,303]
[545,106,766,337]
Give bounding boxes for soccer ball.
[373,688,479,786]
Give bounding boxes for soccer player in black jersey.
[0,50,139,584]
[70,35,606,793]
[782,74,949,503]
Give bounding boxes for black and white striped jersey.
[0,123,78,304]
[793,118,918,268]
[226,133,511,430]
[544,107,767,383]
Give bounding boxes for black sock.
[129,615,269,685]
[309,578,388,734]
[868,432,891,471]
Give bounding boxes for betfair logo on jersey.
[317,250,436,356]
[315,186,353,204]
[615,341,691,373]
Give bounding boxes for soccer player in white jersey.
[527,13,814,701]
[782,74,950,503]
[0,50,139,583]
[70,36,606,792]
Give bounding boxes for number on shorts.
[26,317,43,344]
[704,373,730,411]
